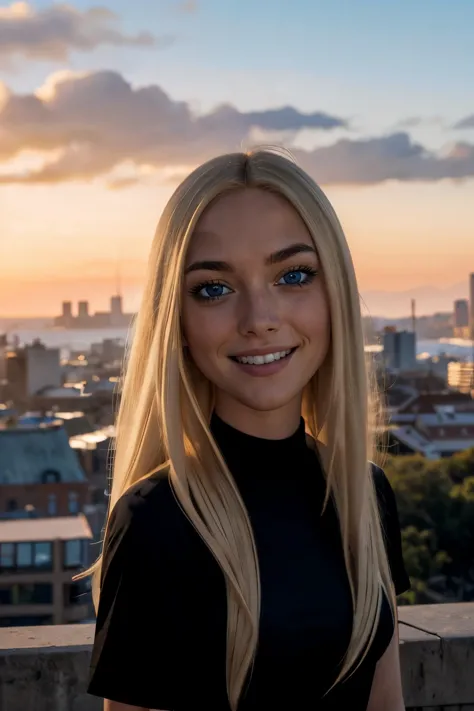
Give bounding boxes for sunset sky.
[1,0,474,318]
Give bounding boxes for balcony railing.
[0,602,473,710]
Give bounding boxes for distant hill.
[361,281,468,319]
[0,317,54,332]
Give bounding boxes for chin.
[233,388,301,414]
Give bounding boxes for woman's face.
[182,188,330,426]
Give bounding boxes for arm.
[104,702,148,711]
[104,699,168,711]
[88,486,178,710]
[367,613,405,711]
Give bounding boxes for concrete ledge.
[0,604,473,710]
[398,603,474,709]
[0,624,97,711]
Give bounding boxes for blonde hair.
[78,148,394,709]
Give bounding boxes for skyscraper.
[470,273,474,340]
[382,328,417,371]
[110,295,123,326]
[454,299,469,328]
[62,301,72,319]
[78,301,89,318]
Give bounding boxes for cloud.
[0,70,348,182]
[177,0,198,12]
[453,114,474,129]
[0,2,167,64]
[0,70,473,187]
[395,115,445,129]
[294,133,474,185]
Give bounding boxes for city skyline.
[1,0,474,317]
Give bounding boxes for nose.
[237,289,281,337]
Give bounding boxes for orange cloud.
[0,2,165,66]
[0,70,473,187]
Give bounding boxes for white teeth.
[235,349,292,365]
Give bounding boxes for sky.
[1,0,474,318]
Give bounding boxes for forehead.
[186,188,313,260]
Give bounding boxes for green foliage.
[443,448,474,482]
[384,454,474,604]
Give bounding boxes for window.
[0,587,11,604]
[16,583,53,605]
[34,542,52,569]
[65,579,91,605]
[0,543,14,569]
[64,539,83,568]
[6,499,18,512]
[68,491,79,514]
[47,494,57,516]
[42,470,60,484]
[17,543,32,568]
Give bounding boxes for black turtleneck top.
[88,415,409,710]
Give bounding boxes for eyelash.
[189,265,319,302]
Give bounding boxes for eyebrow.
[184,242,317,275]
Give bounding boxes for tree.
[384,456,474,604]
[444,448,474,483]
[398,526,450,605]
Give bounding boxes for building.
[61,302,73,328]
[448,361,474,393]
[417,354,459,382]
[385,391,474,458]
[4,341,61,402]
[0,333,7,385]
[77,301,89,319]
[53,295,134,330]
[0,515,92,626]
[110,295,123,327]
[0,422,89,519]
[470,273,474,340]
[454,299,470,338]
[387,408,474,458]
[382,328,417,371]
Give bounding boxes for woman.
[84,148,410,711]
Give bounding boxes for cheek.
[294,292,330,342]
[182,302,230,357]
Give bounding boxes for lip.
[229,347,298,378]
[229,346,297,358]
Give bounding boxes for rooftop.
[0,603,473,710]
[398,391,474,415]
[0,514,92,543]
[69,426,114,451]
[0,425,86,485]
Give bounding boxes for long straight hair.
[78,148,394,709]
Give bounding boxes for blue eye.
[193,283,232,300]
[278,269,315,286]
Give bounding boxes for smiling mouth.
[229,347,298,365]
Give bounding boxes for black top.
[88,414,410,710]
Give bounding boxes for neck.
[214,392,303,440]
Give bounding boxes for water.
[366,338,473,360]
[5,328,474,361]
[6,327,134,359]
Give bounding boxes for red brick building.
[0,422,90,519]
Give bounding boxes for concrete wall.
[0,603,473,711]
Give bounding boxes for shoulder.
[371,461,391,496]
[101,470,183,576]
[370,462,398,520]
[370,462,410,596]
[109,469,180,534]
